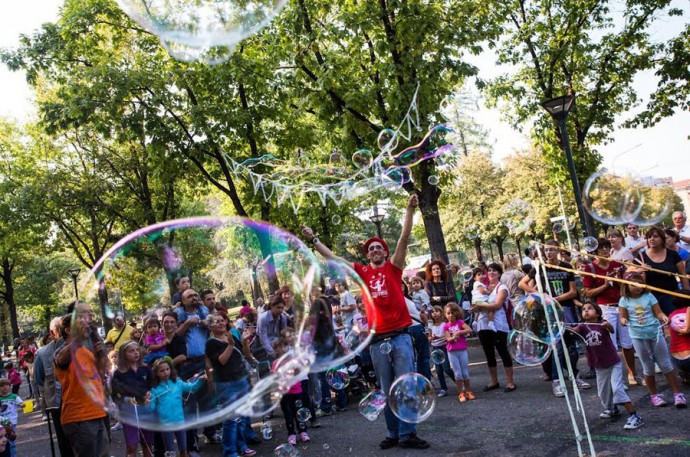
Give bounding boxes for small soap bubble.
[502,199,534,235]
[274,443,300,457]
[430,349,446,365]
[379,342,392,355]
[377,129,398,151]
[552,222,563,234]
[388,373,436,424]
[331,215,342,225]
[428,175,439,186]
[352,149,373,168]
[323,444,330,450]
[296,407,311,423]
[325,366,350,390]
[582,236,599,253]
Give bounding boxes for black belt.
[371,328,408,344]
[186,355,205,363]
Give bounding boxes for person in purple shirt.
[573,303,643,430]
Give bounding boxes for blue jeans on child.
[369,332,416,440]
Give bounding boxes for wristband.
[310,237,320,245]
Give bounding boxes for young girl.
[145,358,206,456]
[471,268,496,332]
[272,340,310,446]
[427,305,456,397]
[111,340,154,457]
[572,303,644,429]
[5,364,21,395]
[107,349,124,433]
[619,272,686,407]
[443,303,473,402]
[143,318,169,365]
[410,277,431,313]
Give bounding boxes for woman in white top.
[470,263,517,393]
[607,228,634,262]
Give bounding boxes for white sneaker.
[623,414,644,430]
[488,321,497,332]
[552,381,565,397]
[110,422,123,432]
[575,377,591,390]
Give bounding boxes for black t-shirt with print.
[528,261,576,307]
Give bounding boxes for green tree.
[483,0,679,194]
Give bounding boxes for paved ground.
[14,343,690,456]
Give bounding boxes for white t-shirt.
[522,256,533,266]
[472,281,490,303]
[476,284,509,333]
[339,291,357,327]
[610,246,634,262]
[624,235,646,253]
[405,298,424,327]
[411,289,430,311]
[428,322,447,347]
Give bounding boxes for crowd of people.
[3,210,690,455]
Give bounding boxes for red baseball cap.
[362,237,389,255]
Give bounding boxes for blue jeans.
[409,324,432,381]
[216,378,250,457]
[369,333,416,439]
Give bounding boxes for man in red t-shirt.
[581,237,641,385]
[302,194,429,450]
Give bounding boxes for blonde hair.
[502,253,520,271]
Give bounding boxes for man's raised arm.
[301,225,354,270]
[391,194,418,270]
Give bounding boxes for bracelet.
[310,237,320,245]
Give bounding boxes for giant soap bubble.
[512,293,564,343]
[72,217,374,431]
[116,0,287,64]
[502,199,534,235]
[583,168,674,226]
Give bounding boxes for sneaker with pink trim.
[674,392,687,408]
[288,435,297,445]
[651,394,667,407]
[299,432,311,442]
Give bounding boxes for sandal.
[504,385,517,393]
[482,383,500,392]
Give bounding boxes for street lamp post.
[67,268,80,301]
[369,203,385,239]
[540,94,593,237]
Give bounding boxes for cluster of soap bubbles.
[509,293,565,366]
[73,217,376,431]
[116,0,287,64]
[583,168,675,226]
[502,199,534,235]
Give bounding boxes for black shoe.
[335,406,348,412]
[246,437,262,445]
[380,437,399,449]
[399,434,430,449]
[483,383,500,392]
[310,420,322,428]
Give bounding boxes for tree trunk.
[0,257,20,339]
[474,238,483,262]
[417,186,456,290]
[97,279,112,332]
[496,237,505,261]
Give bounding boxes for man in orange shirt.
[54,303,108,456]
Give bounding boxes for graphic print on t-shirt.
[551,279,564,296]
[584,329,602,347]
[367,271,389,300]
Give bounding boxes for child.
[130,326,143,345]
[619,272,686,407]
[427,305,456,397]
[5,365,20,395]
[272,340,310,446]
[107,350,124,433]
[145,358,206,456]
[471,268,496,332]
[410,277,431,313]
[0,378,23,457]
[143,318,168,365]
[443,303,473,403]
[572,303,644,429]
[111,341,153,457]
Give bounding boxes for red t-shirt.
[669,308,690,353]
[582,261,622,305]
[354,261,411,334]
